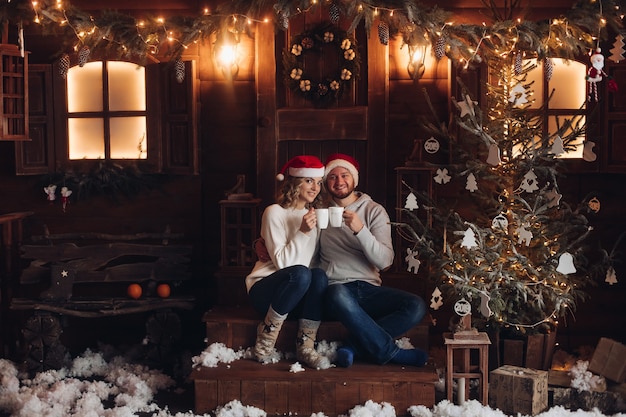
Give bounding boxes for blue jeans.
[249,265,328,321]
[324,281,426,364]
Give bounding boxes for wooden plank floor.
[191,358,439,416]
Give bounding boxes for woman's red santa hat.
[324,153,360,187]
[276,155,325,181]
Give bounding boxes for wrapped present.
[489,365,548,415]
[588,337,626,383]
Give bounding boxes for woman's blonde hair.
[277,176,325,209]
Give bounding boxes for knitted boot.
[254,306,287,363]
[296,319,331,369]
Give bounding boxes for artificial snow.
[2,346,626,417]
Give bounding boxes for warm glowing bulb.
[217,45,236,66]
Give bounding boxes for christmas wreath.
[283,22,360,108]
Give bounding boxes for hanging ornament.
[479,292,492,318]
[605,266,618,285]
[556,252,576,274]
[175,59,185,83]
[78,45,91,67]
[544,57,554,81]
[516,224,533,246]
[457,94,477,117]
[453,299,472,317]
[460,228,478,249]
[519,170,539,193]
[430,287,443,310]
[61,187,72,212]
[404,248,421,274]
[435,35,446,59]
[59,54,70,79]
[486,143,501,166]
[329,2,340,24]
[582,141,597,162]
[551,135,565,155]
[465,172,478,192]
[588,196,601,213]
[44,184,57,203]
[404,192,419,210]
[508,82,528,107]
[434,167,451,184]
[609,34,625,63]
[544,187,562,208]
[514,52,523,75]
[423,137,440,154]
[491,213,508,231]
[586,48,607,102]
[377,21,389,45]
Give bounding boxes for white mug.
[329,206,344,227]
[316,208,329,229]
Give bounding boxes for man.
[319,153,428,367]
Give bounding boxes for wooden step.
[202,306,429,353]
[191,359,439,416]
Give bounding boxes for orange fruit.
[127,283,142,299]
[156,283,171,298]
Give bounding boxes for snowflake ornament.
[434,168,451,184]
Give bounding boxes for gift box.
[489,365,548,415]
[588,337,626,383]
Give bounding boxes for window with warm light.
[525,58,588,158]
[67,61,147,160]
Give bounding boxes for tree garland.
[282,22,360,108]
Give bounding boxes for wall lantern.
[214,33,239,79]
[407,44,427,80]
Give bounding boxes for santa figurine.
[586,48,607,102]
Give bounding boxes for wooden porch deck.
[190,307,439,416]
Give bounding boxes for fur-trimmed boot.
[296,319,331,369]
[254,306,287,363]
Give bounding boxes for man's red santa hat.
[324,153,360,187]
[276,155,325,181]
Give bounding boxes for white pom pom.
[276,173,285,181]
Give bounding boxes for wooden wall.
[0,0,624,354]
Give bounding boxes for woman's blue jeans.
[249,265,328,321]
[324,280,426,364]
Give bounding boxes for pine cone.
[435,36,446,59]
[514,53,522,75]
[329,3,340,24]
[544,57,554,81]
[78,45,90,67]
[59,54,70,79]
[175,59,185,83]
[378,21,389,46]
[278,12,289,30]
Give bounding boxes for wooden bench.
[9,226,195,373]
[191,306,439,416]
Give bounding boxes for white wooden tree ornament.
[466,173,478,192]
[461,228,478,249]
[430,287,443,310]
[551,135,565,155]
[404,192,419,210]
[520,170,539,193]
[605,266,618,285]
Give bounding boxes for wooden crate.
[588,337,626,383]
[489,365,549,416]
[191,359,438,416]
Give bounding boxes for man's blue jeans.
[249,265,328,321]
[324,280,426,364]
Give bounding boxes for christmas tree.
[394,4,622,335]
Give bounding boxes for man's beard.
[330,187,354,200]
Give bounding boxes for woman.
[245,155,330,369]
